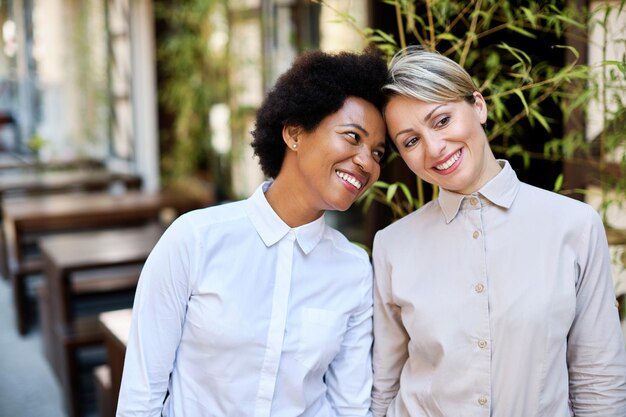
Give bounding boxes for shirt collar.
[438,160,520,223]
[246,181,325,254]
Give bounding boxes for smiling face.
[385,92,501,195]
[285,96,386,214]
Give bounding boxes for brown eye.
[404,137,419,148]
[437,116,450,127]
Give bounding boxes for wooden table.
[0,169,141,197]
[0,154,104,172]
[3,189,204,334]
[99,308,132,415]
[40,225,162,417]
[0,168,141,282]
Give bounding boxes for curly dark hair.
[250,48,388,179]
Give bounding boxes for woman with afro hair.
[117,48,388,417]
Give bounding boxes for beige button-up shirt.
[372,161,626,417]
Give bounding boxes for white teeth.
[435,150,461,170]
[336,170,363,189]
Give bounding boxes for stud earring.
[292,143,297,149]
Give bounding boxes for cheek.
[370,165,381,183]
[400,151,427,173]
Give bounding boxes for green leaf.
[386,183,398,202]
[505,23,537,39]
[436,33,459,42]
[553,173,564,192]
[553,44,580,60]
[505,144,524,157]
[497,42,532,65]
[520,7,537,28]
[514,89,529,115]
[554,13,586,29]
[529,108,551,132]
[397,182,414,207]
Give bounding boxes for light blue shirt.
[372,160,626,417]
[117,181,374,417]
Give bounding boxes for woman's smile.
[433,148,463,173]
[335,169,364,192]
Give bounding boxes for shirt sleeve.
[567,207,626,416]
[116,215,196,417]
[324,260,374,417]
[371,232,409,417]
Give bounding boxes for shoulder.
[374,199,442,246]
[174,199,251,233]
[176,199,248,227]
[163,199,249,242]
[322,226,372,274]
[517,182,599,221]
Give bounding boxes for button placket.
[254,231,295,417]
[466,195,490,413]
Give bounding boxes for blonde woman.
[372,46,626,417]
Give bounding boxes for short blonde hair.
[383,46,478,103]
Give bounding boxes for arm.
[568,208,626,416]
[371,232,409,417]
[116,216,196,417]
[324,262,374,417]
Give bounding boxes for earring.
[292,143,297,149]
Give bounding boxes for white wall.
[319,0,368,52]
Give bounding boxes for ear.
[282,124,302,150]
[472,91,488,125]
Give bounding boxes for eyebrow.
[341,123,385,150]
[339,123,369,137]
[424,104,445,123]
[392,104,446,141]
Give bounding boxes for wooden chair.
[39,225,161,417]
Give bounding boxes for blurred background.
[0,1,623,416]
[0,0,624,245]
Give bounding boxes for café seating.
[93,364,113,417]
[3,189,204,334]
[0,167,142,281]
[97,308,132,416]
[38,224,163,417]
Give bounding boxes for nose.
[423,132,446,157]
[353,146,374,173]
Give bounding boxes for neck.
[470,153,502,194]
[265,177,323,228]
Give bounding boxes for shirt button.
[478,395,488,406]
[472,230,480,239]
[475,283,485,293]
[470,197,479,205]
[478,340,488,349]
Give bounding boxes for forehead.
[326,97,384,131]
[386,95,434,114]
[334,97,381,120]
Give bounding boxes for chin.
[331,203,352,212]
[329,199,355,212]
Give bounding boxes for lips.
[434,149,462,171]
[335,170,363,190]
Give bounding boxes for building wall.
[10,0,159,190]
